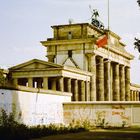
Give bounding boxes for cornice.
[41,38,96,46]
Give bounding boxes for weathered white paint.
[0,88,71,126]
[1,88,140,127]
[63,102,140,127]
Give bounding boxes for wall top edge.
[0,86,72,97]
[63,101,140,105]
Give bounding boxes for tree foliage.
[134,1,140,55]
[0,70,5,86]
[134,38,140,53]
[137,0,140,7]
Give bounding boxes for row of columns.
[72,79,90,101]
[12,72,139,102]
[13,77,48,89]
[130,90,140,101]
[12,53,137,102]
[57,78,90,101]
[13,76,90,101]
[87,53,131,101]
[112,61,130,101]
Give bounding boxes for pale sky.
[0,0,140,84]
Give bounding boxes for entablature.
[9,59,92,82]
[41,38,95,47]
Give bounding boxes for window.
[68,50,72,58]
[68,31,72,39]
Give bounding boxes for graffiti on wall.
[0,102,63,126]
[63,104,131,127]
[111,105,130,126]
[64,105,94,122]
[21,103,64,125]
[112,105,129,119]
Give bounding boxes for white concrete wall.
[0,88,71,126]
[63,102,140,127]
[1,88,140,127]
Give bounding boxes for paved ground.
[31,128,140,140]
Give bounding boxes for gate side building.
[1,22,140,126]
[40,23,137,101]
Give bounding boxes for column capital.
[96,55,103,60]
[111,61,119,65]
[104,59,111,63]
[85,52,96,57]
[119,64,125,68]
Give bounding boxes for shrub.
[0,109,87,140]
[0,109,29,140]
[69,119,92,131]
[0,109,16,127]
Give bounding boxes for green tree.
[0,70,5,86]
[137,0,140,7]
[134,38,140,53]
[134,1,140,55]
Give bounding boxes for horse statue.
[91,9,99,20]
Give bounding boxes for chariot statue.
[89,7,104,29]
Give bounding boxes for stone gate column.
[59,77,64,92]
[81,80,85,101]
[96,57,104,101]
[43,77,48,89]
[104,60,111,101]
[28,77,33,88]
[134,91,136,101]
[113,63,120,101]
[74,80,78,101]
[13,78,18,86]
[136,91,139,101]
[52,79,56,90]
[37,78,42,88]
[125,67,130,101]
[86,81,90,101]
[132,91,134,101]
[86,53,96,101]
[120,65,125,101]
[67,78,71,93]
[130,90,133,101]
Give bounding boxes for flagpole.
[107,0,110,57]
[107,0,111,101]
[107,0,110,31]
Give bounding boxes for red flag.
[96,35,108,47]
